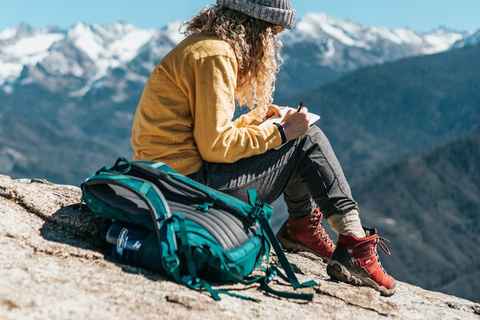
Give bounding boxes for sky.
[1,0,480,33]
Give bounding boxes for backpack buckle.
[250,206,267,220]
[163,254,180,271]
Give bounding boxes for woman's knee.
[304,125,331,147]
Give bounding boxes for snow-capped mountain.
[275,13,472,96]
[0,21,182,97]
[0,13,476,100]
[285,13,464,54]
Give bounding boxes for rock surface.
[1,175,479,320]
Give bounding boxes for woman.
[131,0,396,296]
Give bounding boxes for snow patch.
[4,33,63,57]
[108,28,155,62]
[321,22,357,46]
[0,61,23,85]
[422,31,464,54]
[324,39,335,59]
[68,23,104,61]
[0,27,18,40]
[392,29,423,45]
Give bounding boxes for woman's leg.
[189,125,357,218]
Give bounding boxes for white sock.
[327,209,366,238]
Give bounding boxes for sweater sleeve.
[233,107,264,127]
[192,54,282,163]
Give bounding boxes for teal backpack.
[81,158,316,301]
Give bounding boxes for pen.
[296,102,303,112]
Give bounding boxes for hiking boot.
[276,208,336,262]
[326,227,396,296]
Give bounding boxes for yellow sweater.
[131,33,282,175]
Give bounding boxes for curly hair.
[182,5,284,117]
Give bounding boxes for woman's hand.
[265,104,282,120]
[280,107,309,141]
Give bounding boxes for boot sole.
[327,261,396,297]
[276,230,332,263]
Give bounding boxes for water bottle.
[98,221,152,263]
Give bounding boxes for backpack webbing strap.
[248,189,317,300]
[174,214,197,280]
[260,266,316,300]
[158,217,182,283]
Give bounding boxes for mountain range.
[1,13,478,185]
[0,13,474,102]
[1,13,480,303]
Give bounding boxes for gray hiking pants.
[188,125,358,219]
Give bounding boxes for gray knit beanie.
[216,0,295,29]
